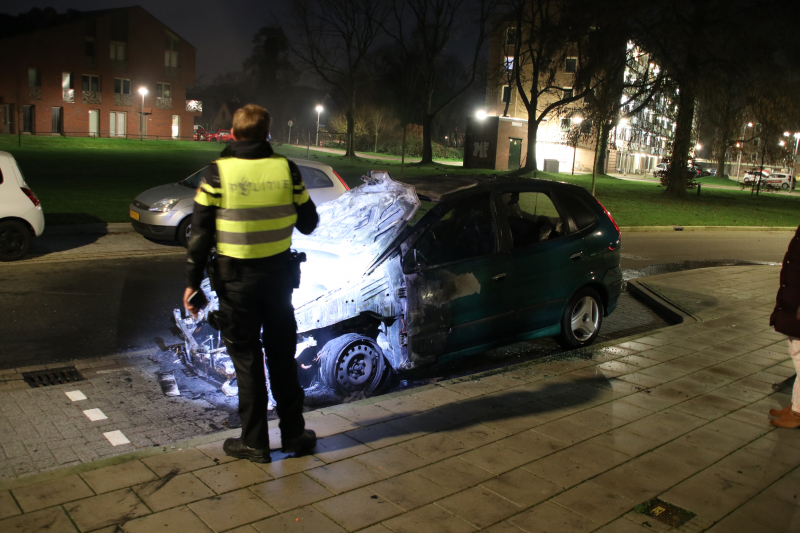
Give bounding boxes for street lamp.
[315,105,323,147]
[476,110,487,120]
[138,87,147,140]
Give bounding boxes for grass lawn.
[1,135,797,227]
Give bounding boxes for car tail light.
[21,187,40,207]
[596,199,619,234]
[333,170,349,190]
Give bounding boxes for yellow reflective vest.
[193,155,310,259]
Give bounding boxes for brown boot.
[769,409,800,429]
[769,405,793,417]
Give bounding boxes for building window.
[750,152,757,162]
[82,75,100,92]
[562,88,573,100]
[28,68,41,87]
[85,37,95,57]
[506,27,516,46]
[22,105,34,133]
[110,111,126,137]
[504,56,514,71]
[165,32,180,68]
[502,85,511,103]
[62,72,74,103]
[755,123,761,133]
[110,41,127,61]
[157,83,171,98]
[753,138,759,147]
[114,78,131,95]
[561,118,571,132]
[565,57,577,73]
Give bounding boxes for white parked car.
[763,172,794,190]
[130,158,349,247]
[0,151,44,261]
[742,170,770,184]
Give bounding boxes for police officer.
[183,104,318,462]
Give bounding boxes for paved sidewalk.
[2,265,799,532]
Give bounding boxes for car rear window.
[298,166,334,189]
[557,192,597,230]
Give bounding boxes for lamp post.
[315,105,323,147]
[571,116,583,175]
[138,87,147,140]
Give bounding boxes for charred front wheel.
[0,220,32,262]
[319,333,391,396]
[557,288,603,349]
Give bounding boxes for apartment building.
[0,7,201,139]
[468,20,675,175]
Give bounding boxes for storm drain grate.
[22,366,86,388]
[635,499,696,528]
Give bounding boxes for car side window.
[298,166,334,189]
[556,192,597,230]
[500,191,566,248]
[414,194,496,267]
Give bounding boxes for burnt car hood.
[292,172,419,307]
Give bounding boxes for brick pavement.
[1,265,799,532]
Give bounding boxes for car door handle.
[570,252,583,261]
[492,273,507,282]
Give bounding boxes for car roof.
[290,158,333,172]
[398,175,583,202]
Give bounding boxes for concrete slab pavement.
[1,264,798,532]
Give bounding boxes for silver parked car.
[129,159,349,246]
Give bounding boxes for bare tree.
[383,0,495,164]
[504,0,598,172]
[289,0,388,157]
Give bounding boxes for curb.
[626,279,698,325]
[619,226,797,232]
[44,223,134,235]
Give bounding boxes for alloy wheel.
[570,296,600,342]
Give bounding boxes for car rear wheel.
[557,288,603,349]
[0,220,32,262]
[782,183,790,190]
[319,333,392,396]
[176,217,192,248]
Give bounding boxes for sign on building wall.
[464,116,499,169]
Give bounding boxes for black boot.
[222,437,271,463]
[281,429,317,455]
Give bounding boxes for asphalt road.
[0,229,793,369]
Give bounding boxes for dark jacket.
[185,140,319,288]
[770,224,800,338]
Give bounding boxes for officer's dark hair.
[233,104,271,140]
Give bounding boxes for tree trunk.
[420,114,434,164]
[345,109,355,157]
[716,149,727,179]
[591,123,609,197]
[665,84,696,196]
[524,120,539,172]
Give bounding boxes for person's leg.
[218,290,271,448]
[791,337,800,413]
[259,269,306,442]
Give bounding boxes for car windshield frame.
[179,168,206,189]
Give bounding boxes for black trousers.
[216,261,305,448]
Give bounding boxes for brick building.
[0,7,201,139]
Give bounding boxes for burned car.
[175,172,622,398]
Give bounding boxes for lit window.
[504,56,514,71]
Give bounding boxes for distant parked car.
[763,172,794,190]
[743,170,770,184]
[695,167,711,177]
[129,158,349,247]
[194,128,213,141]
[0,151,44,261]
[215,130,233,143]
[652,163,669,177]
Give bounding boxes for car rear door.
[404,192,516,359]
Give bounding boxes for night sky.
[2,0,291,82]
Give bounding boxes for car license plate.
[130,210,140,221]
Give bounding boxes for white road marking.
[103,430,130,446]
[65,390,87,401]
[83,408,108,421]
